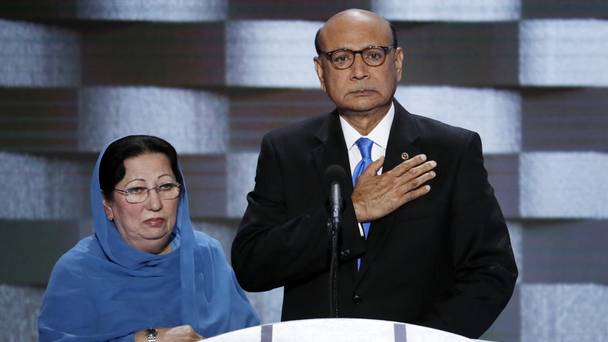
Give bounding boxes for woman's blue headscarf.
[39,138,259,341]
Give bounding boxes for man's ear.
[102,198,114,221]
[314,57,327,93]
[394,47,405,82]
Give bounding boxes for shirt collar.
[339,102,395,150]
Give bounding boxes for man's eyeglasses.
[319,45,395,70]
[114,183,181,204]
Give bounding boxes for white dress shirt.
[339,103,395,236]
[339,102,395,177]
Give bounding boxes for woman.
[39,135,259,341]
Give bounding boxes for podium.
[205,318,492,342]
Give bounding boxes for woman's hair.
[99,135,183,200]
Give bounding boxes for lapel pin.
[401,152,409,160]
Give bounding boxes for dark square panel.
[180,155,227,219]
[485,154,519,219]
[522,88,608,152]
[0,220,82,286]
[396,22,519,86]
[229,1,369,20]
[523,0,608,19]
[229,89,333,151]
[523,219,608,284]
[0,89,78,153]
[82,22,225,86]
[0,1,78,20]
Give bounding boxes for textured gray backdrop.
[1,1,607,341]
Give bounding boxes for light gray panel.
[481,287,520,342]
[78,87,228,154]
[519,152,608,219]
[0,19,80,87]
[246,287,283,324]
[520,19,608,87]
[226,20,322,88]
[0,153,88,220]
[77,0,226,21]
[372,0,521,22]
[395,86,521,154]
[0,284,44,342]
[521,284,608,342]
[226,153,258,218]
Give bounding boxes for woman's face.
[102,152,179,254]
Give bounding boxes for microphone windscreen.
[324,164,348,188]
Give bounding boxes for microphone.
[323,164,347,318]
[324,165,347,227]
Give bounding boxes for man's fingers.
[390,154,428,176]
[363,155,385,176]
[397,160,436,183]
[399,170,436,195]
[400,184,431,204]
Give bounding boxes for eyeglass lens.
[123,184,180,203]
[330,47,388,69]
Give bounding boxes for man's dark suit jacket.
[232,100,518,338]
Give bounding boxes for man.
[231,9,517,339]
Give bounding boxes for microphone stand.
[328,217,339,318]
[324,165,345,319]
[328,184,341,318]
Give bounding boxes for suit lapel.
[311,110,354,196]
[355,101,423,283]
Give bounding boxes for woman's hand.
[135,325,203,341]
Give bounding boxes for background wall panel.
[82,23,225,86]
[225,20,321,88]
[1,1,607,341]
[0,89,78,152]
[519,19,608,87]
[372,0,521,22]
[0,19,80,87]
[77,87,228,153]
[522,88,608,151]
[396,22,519,86]
[77,0,227,22]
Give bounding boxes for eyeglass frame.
[113,182,181,204]
[317,45,396,70]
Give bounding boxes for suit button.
[352,294,362,304]
[340,249,351,257]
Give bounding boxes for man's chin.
[339,101,391,116]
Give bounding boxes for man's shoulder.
[407,111,477,145]
[265,114,329,140]
[260,113,331,151]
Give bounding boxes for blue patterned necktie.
[352,137,373,270]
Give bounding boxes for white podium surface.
[204,318,479,342]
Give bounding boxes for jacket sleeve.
[414,132,518,338]
[231,133,364,292]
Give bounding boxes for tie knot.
[355,137,374,161]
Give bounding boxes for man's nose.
[350,53,369,80]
